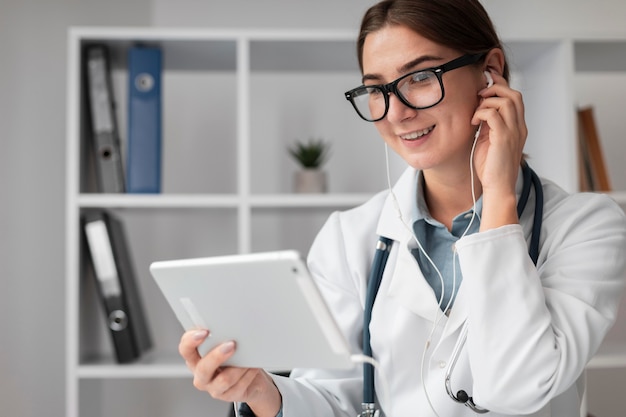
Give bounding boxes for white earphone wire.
[383,115,482,415]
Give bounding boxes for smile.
[400,126,434,141]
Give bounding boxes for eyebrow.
[362,55,444,84]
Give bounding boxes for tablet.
[149,250,354,371]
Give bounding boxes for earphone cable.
[383,120,482,416]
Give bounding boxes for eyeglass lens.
[351,71,442,121]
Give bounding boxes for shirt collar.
[411,170,484,229]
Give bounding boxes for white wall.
[150,0,371,30]
[1,1,625,416]
[0,1,152,416]
[483,0,626,38]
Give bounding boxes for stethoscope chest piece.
[444,323,490,413]
[358,402,380,417]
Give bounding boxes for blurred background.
[1,1,625,416]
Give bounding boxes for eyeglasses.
[344,53,485,122]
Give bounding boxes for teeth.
[401,126,433,140]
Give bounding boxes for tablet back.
[150,250,354,371]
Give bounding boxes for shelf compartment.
[77,208,239,368]
[74,32,239,195]
[79,378,230,417]
[250,38,357,72]
[249,70,406,195]
[575,71,626,193]
[250,206,344,256]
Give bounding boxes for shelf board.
[78,353,191,379]
[78,193,240,208]
[587,342,626,369]
[76,340,626,378]
[608,191,626,206]
[249,193,374,208]
[76,192,375,209]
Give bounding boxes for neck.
[422,168,482,231]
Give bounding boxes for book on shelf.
[82,209,153,363]
[126,45,163,194]
[577,106,611,192]
[83,44,126,193]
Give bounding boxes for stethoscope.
[360,162,543,417]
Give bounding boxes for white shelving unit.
[65,27,625,417]
[65,27,391,417]
[573,38,626,417]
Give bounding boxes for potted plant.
[288,138,331,193]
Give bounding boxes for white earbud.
[484,70,493,88]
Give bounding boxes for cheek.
[437,95,480,134]
[373,121,395,145]
[374,124,409,159]
[444,82,481,118]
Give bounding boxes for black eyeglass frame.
[344,53,486,122]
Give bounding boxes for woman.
[179,0,626,416]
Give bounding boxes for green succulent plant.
[288,138,331,169]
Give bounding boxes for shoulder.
[541,177,626,226]
[312,190,387,252]
[538,177,626,261]
[336,189,388,230]
[307,190,388,281]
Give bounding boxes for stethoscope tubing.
[363,236,393,405]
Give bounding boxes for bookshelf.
[65,27,391,417]
[573,39,626,416]
[65,28,625,417]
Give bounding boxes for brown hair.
[357,0,509,81]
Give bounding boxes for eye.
[365,86,384,97]
[409,71,434,84]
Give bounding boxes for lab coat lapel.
[375,167,416,242]
[387,242,443,323]
[376,167,444,323]
[441,281,469,339]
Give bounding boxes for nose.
[385,92,417,123]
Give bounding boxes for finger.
[193,340,238,388]
[472,101,508,134]
[179,329,209,369]
[495,94,526,147]
[211,368,261,402]
[477,108,524,157]
[478,80,525,133]
[482,71,506,88]
[473,95,523,140]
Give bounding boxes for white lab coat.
[272,167,626,417]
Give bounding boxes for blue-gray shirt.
[411,172,482,311]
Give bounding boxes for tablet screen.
[150,250,354,371]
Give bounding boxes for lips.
[400,126,434,141]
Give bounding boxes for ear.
[483,48,505,77]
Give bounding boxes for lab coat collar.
[375,167,418,243]
[376,166,525,240]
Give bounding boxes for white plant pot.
[293,169,327,193]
